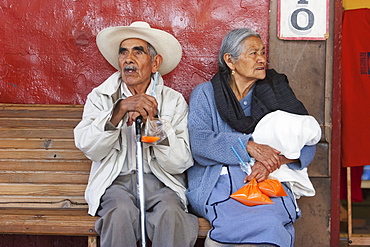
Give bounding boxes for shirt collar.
[121,77,155,98]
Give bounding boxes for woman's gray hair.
[218,28,261,74]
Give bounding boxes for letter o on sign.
[291,8,314,31]
[278,0,328,40]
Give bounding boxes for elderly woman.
[186,28,317,247]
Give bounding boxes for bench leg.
[88,236,98,247]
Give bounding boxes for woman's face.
[231,36,267,83]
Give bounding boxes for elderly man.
[74,21,198,247]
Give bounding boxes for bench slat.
[0,208,210,238]
[0,197,88,208]
[0,149,87,160]
[0,129,74,139]
[0,138,78,149]
[0,104,84,119]
[198,218,211,238]
[0,184,86,196]
[0,103,211,241]
[0,160,91,172]
[0,172,88,184]
[0,118,80,129]
[0,208,97,236]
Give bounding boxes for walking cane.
[135,116,146,247]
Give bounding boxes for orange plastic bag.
[258,179,288,197]
[230,178,273,206]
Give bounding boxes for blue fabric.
[186,81,316,246]
[206,169,297,247]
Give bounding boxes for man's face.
[118,38,158,90]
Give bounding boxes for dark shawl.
[211,69,308,134]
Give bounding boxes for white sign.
[278,0,329,40]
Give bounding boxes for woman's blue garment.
[186,80,316,246]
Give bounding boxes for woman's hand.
[244,161,269,183]
[246,140,281,173]
[243,154,299,183]
[279,155,298,165]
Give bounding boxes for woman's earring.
[231,70,235,75]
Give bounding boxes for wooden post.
[88,236,97,247]
[347,167,353,239]
[347,166,370,245]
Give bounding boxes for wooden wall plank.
[0,172,89,184]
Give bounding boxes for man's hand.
[110,94,158,127]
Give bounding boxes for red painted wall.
[0,0,269,104]
[0,1,269,246]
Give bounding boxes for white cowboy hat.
[96,21,182,75]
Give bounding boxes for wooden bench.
[0,103,210,247]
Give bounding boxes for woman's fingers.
[245,162,269,183]
[261,155,280,172]
[247,141,281,172]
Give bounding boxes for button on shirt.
[240,84,255,116]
